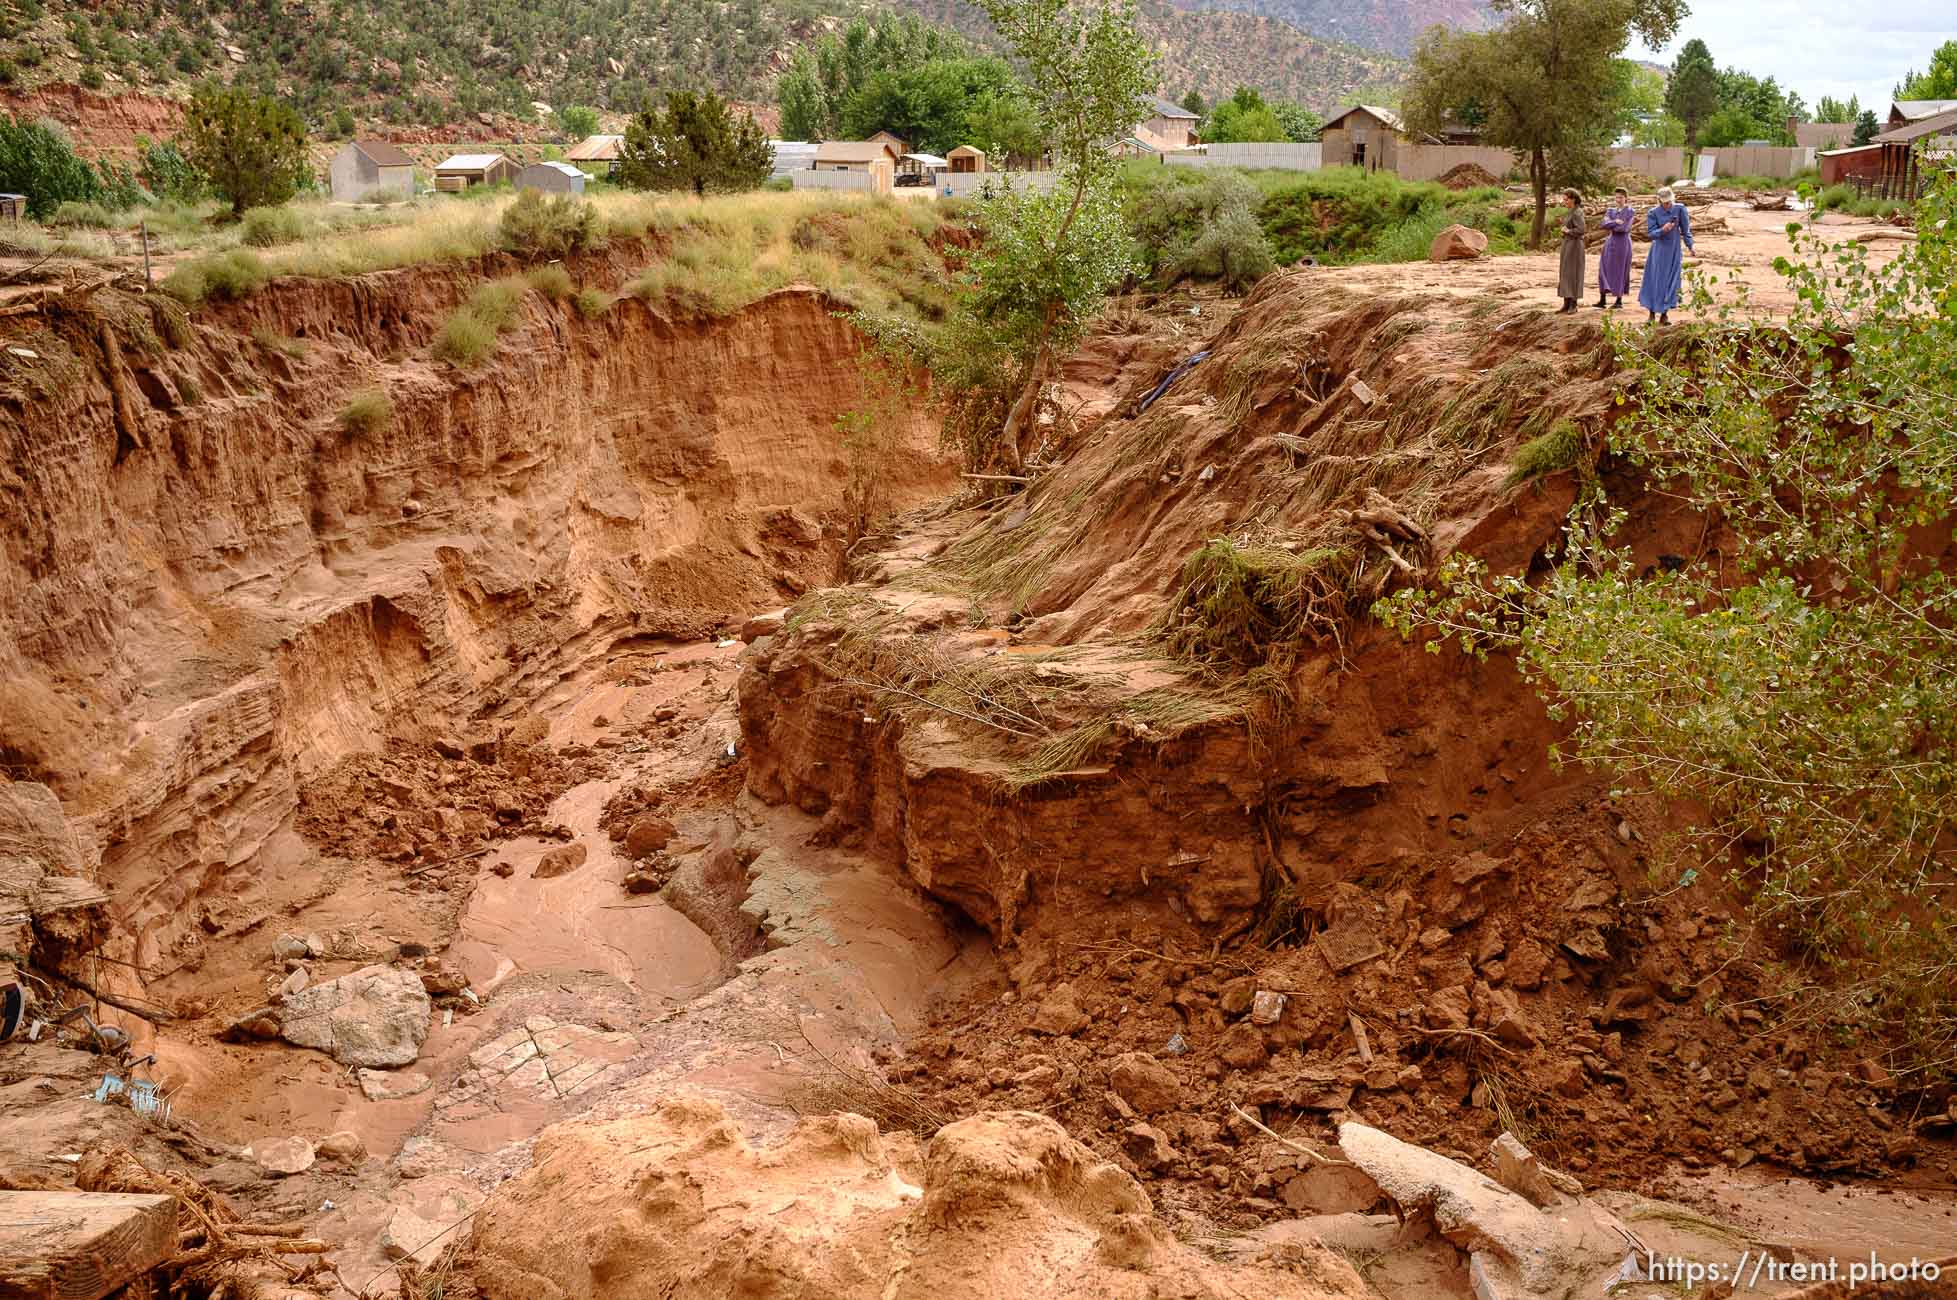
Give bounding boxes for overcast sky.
[1644,2,1955,114]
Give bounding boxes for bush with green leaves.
[499,189,598,258]
[161,248,270,304]
[50,200,117,228]
[138,139,205,202]
[1381,174,1957,1077]
[0,115,102,218]
[617,90,771,197]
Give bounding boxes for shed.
[1817,143,1883,185]
[516,160,590,194]
[947,145,987,174]
[813,140,901,172]
[769,140,818,177]
[0,193,23,221]
[564,134,624,175]
[1319,105,1406,171]
[434,153,519,191]
[329,140,415,202]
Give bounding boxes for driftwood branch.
[1228,1103,1352,1166]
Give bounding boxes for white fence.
[787,169,1060,196]
[1164,142,1322,171]
[1701,145,1815,179]
[789,169,875,192]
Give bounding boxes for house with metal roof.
[565,134,624,175]
[329,140,415,202]
[1136,95,1199,149]
[1887,99,1957,129]
[434,153,519,191]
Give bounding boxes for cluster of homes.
[326,139,596,203]
[319,94,1954,205]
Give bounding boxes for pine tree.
[1664,38,1720,148]
[616,90,772,197]
[180,83,309,217]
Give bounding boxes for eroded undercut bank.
[2,230,1952,1300]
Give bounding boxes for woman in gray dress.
[1556,188,1585,314]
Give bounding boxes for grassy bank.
[1119,161,1521,283]
[156,190,963,327]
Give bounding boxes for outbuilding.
[1319,105,1407,171]
[329,140,416,202]
[1817,143,1884,186]
[434,153,519,191]
[565,134,624,176]
[516,161,591,194]
[947,145,986,174]
[813,140,901,172]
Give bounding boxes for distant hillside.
[1173,0,1490,58]
[4,0,1402,139]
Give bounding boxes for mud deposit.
[1,234,1952,1300]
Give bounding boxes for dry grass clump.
[339,388,394,436]
[432,276,533,365]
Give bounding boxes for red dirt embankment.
[0,250,953,980]
[737,272,1953,1219]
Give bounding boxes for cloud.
[1654,4,1954,111]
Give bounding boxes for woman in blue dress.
[1637,187,1693,324]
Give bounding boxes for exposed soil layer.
[2,209,1952,1300]
[736,272,1957,1231]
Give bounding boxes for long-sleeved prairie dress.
[1555,205,1586,299]
[1638,203,1694,314]
[1598,204,1634,296]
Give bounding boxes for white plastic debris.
[6,346,39,360]
[716,638,738,648]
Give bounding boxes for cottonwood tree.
[180,83,309,218]
[1664,37,1720,148]
[1383,173,1957,1075]
[617,90,772,197]
[962,0,1156,471]
[1403,0,1686,248]
[1895,38,1957,100]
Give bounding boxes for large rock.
[1107,1052,1181,1115]
[623,815,677,860]
[469,1098,1370,1300]
[533,843,588,879]
[248,1136,315,1176]
[1429,224,1489,261]
[278,964,430,1067]
[1339,1121,1627,1298]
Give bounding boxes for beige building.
[813,141,901,172]
[1319,105,1407,171]
[329,140,415,202]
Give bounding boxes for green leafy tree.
[1404,0,1686,249]
[1203,86,1288,143]
[1271,103,1323,143]
[1179,89,1206,117]
[0,115,101,218]
[962,0,1156,470]
[1383,172,1957,1075]
[839,57,1020,155]
[778,54,827,140]
[138,138,207,202]
[180,83,309,217]
[1609,59,1667,142]
[964,89,1045,166]
[1895,39,1957,99]
[556,104,601,141]
[1664,37,1720,147]
[1634,113,1686,147]
[1698,104,1770,148]
[1813,94,1859,123]
[1852,109,1880,146]
[617,90,772,197]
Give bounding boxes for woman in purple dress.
[1594,187,1633,309]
